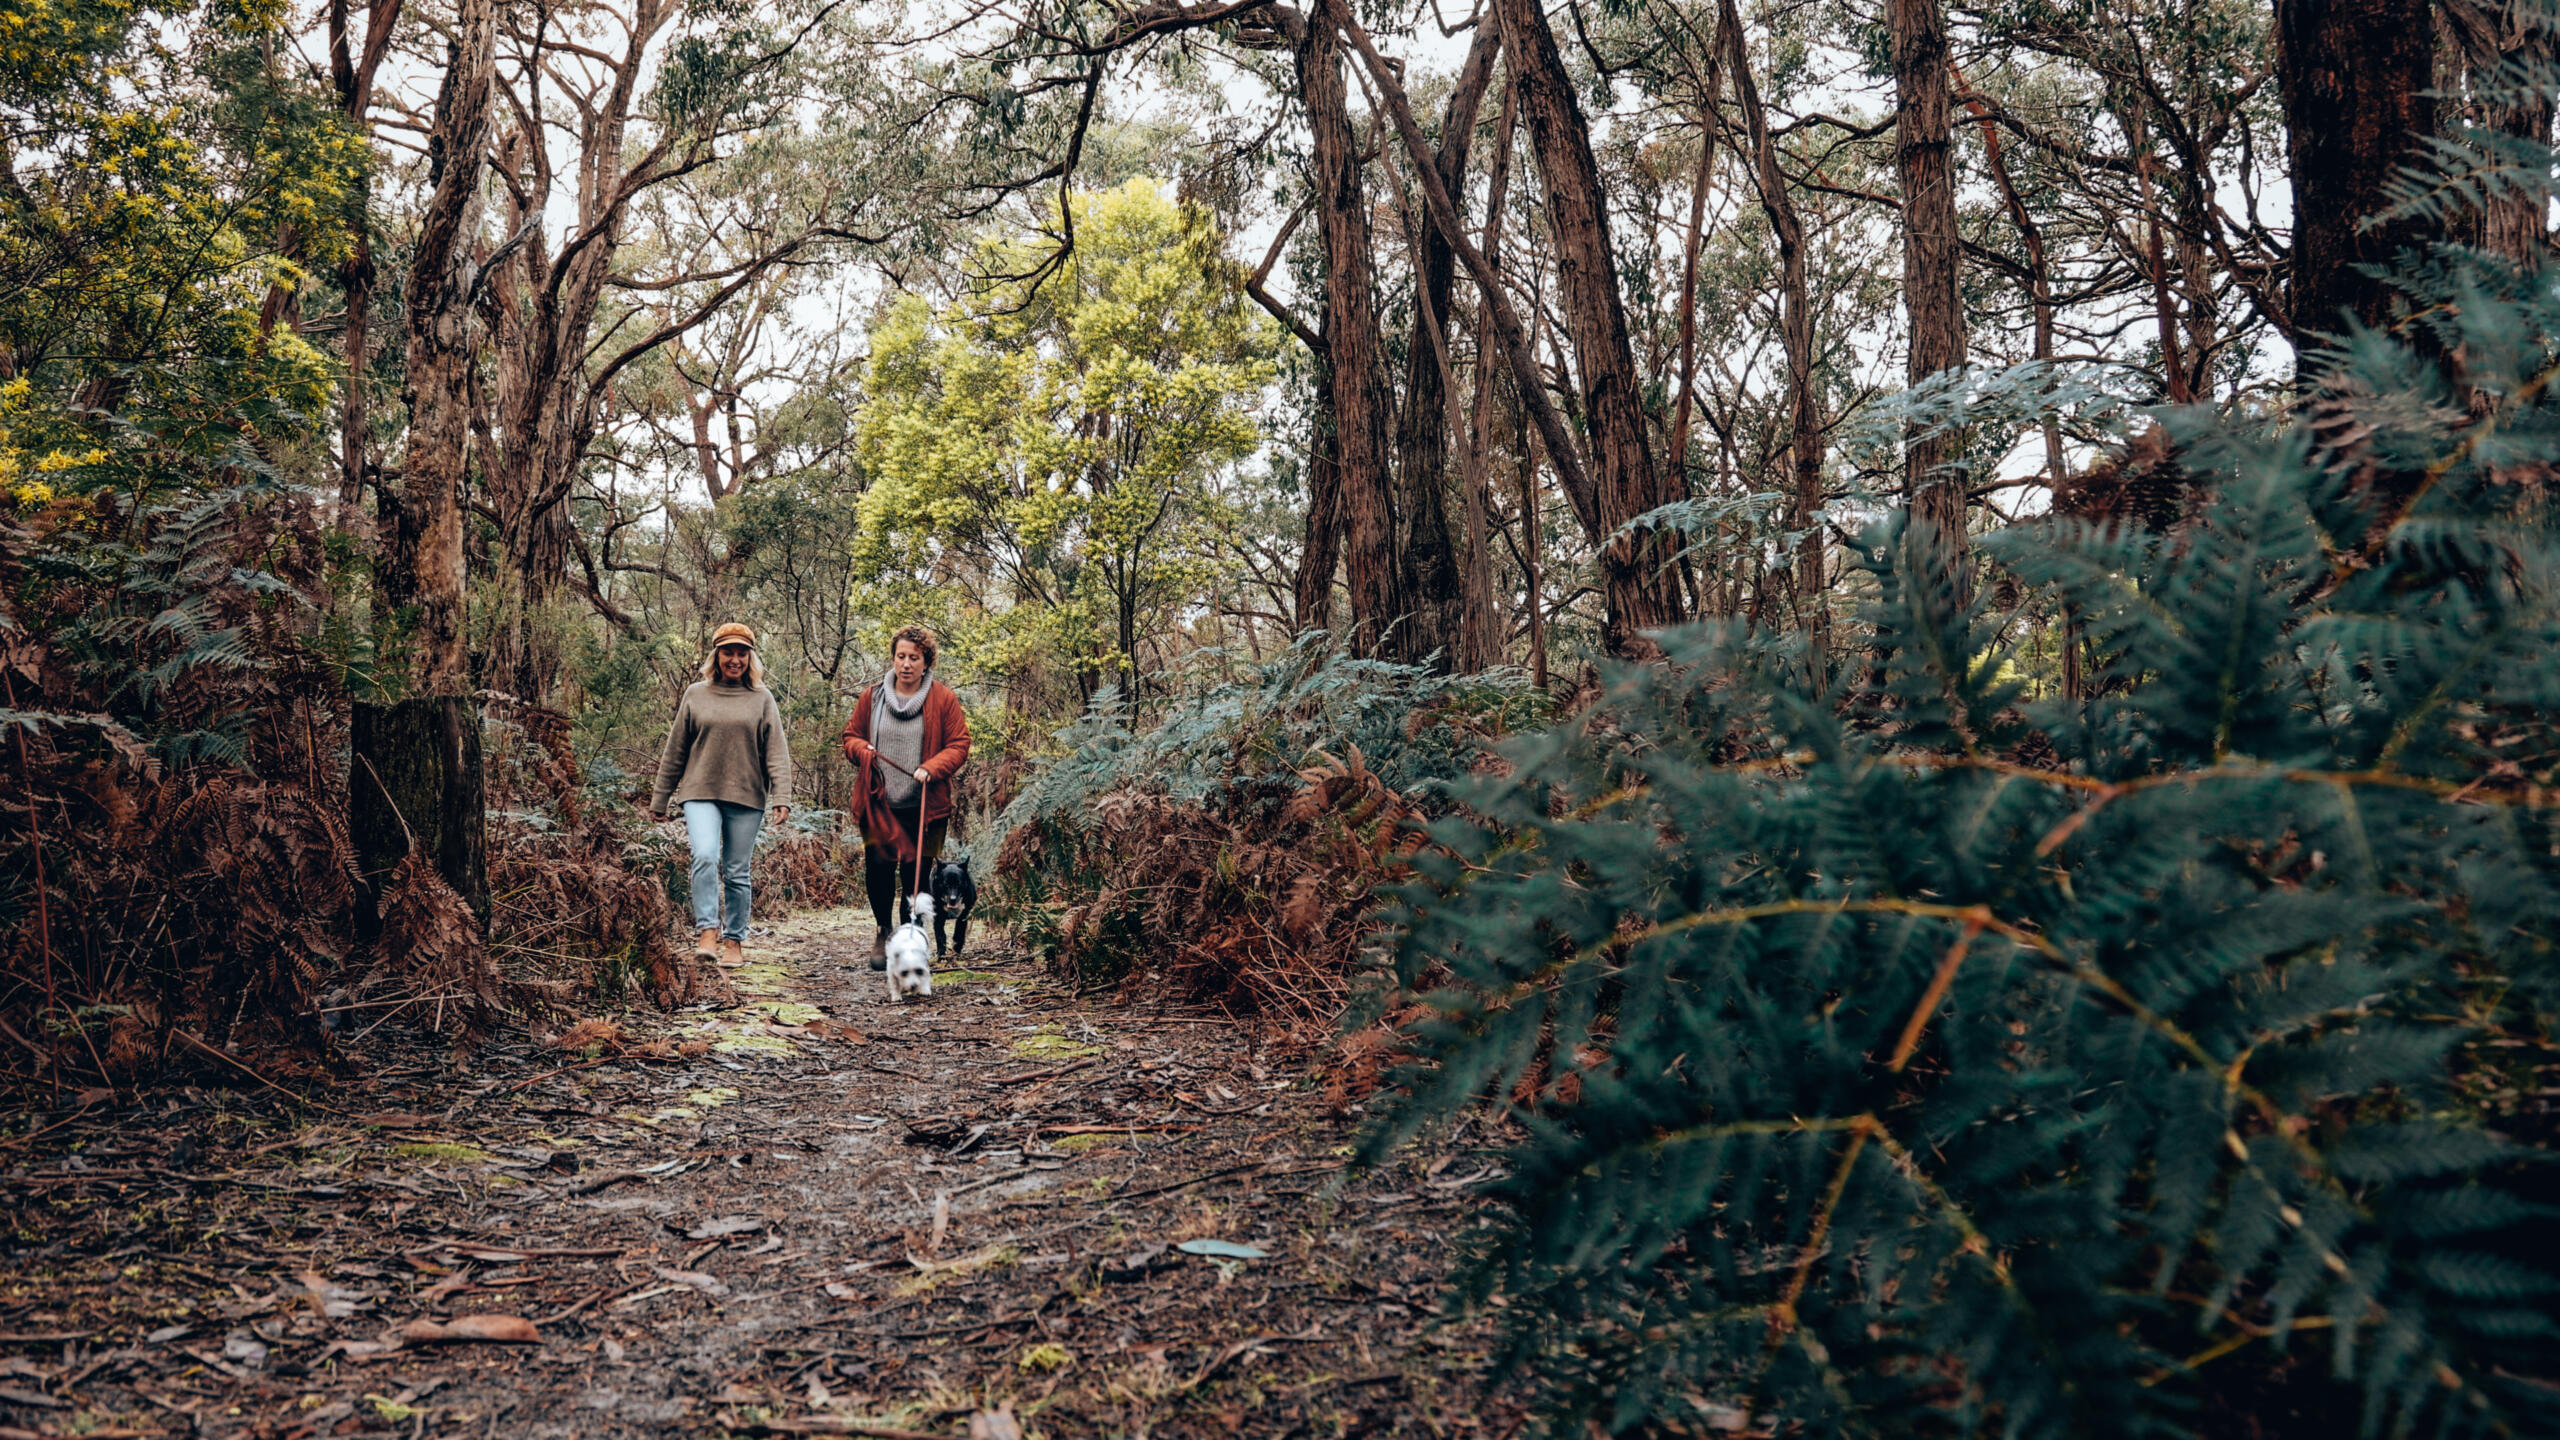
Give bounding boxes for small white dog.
[884,892,935,1003]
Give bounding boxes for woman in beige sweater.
[650,623,793,966]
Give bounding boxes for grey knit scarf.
[875,669,932,721]
[866,671,937,803]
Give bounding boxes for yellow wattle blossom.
[33,447,106,472]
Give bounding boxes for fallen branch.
[718,1417,949,1440]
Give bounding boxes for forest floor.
[0,908,1525,1439]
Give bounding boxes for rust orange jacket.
[839,679,970,858]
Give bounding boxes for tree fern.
[1368,300,2560,1437]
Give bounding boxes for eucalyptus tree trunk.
[357,0,493,929]
[480,0,676,702]
[2446,0,2555,267]
[1394,21,1501,669]
[1458,74,1518,674]
[1724,1,1824,641]
[1492,0,1686,657]
[390,6,489,698]
[1300,0,1404,658]
[327,0,404,510]
[1891,0,1969,591]
[2276,0,2436,346]
[1294,340,1344,634]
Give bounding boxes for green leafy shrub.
[1370,354,2560,1430]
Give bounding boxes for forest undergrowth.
[990,639,1543,1049]
[0,481,769,1087]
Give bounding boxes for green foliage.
[996,634,1542,836]
[1369,304,2560,1431]
[0,0,360,507]
[848,178,1275,705]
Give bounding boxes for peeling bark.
[1492,0,1685,656]
[392,0,494,696]
[1394,21,1501,668]
[1301,0,1404,657]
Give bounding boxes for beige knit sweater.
[650,680,793,813]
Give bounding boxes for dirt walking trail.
[0,910,1521,1438]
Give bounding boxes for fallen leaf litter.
[0,907,1521,1437]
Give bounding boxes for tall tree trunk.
[357,0,493,928]
[2446,0,2555,267]
[1891,0,1969,592]
[393,9,489,696]
[2276,0,2436,348]
[1295,333,1344,633]
[1957,64,2066,486]
[481,0,673,702]
[1885,0,1966,641]
[1665,7,1732,505]
[1301,0,1404,658]
[1459,74,1519,674]
[1394,21,1501,669]
[1493,0,1686,657]
[327,0,405,510]
[1724,1,1825,643]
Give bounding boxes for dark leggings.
[865,810,948,930]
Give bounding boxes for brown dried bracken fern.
[999,743,1433,1033]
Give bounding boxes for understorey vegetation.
[992,639,1540,1030]
[1358,313,2560,1434]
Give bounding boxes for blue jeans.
[681,800,764,941]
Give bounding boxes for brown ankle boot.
[695,928,718,959]
[868,933,889,971]
[718,937,745,968]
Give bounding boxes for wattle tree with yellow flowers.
[0,0,363,509]
[848,179,1276,718]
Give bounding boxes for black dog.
[929,855,977,958]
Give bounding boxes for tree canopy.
[852,179,1275,707]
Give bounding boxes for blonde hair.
[700,644,767,689]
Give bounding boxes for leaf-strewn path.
[0,910,1518,1438]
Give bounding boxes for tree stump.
[352,695,489,936]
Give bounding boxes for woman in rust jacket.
[840,624,971,966]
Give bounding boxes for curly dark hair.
[890,624,939,669]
